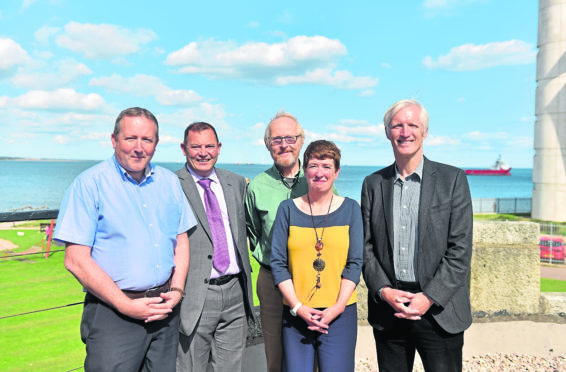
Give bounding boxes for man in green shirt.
[245,111,307,372]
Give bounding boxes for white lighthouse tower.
[532,0,566,221]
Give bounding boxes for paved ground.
[542,265,566,280]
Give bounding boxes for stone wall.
[356,221,542,324]
[470,221,541,315]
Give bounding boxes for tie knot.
[198,178,212,189]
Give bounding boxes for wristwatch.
[290,302,302,316]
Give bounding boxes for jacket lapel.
[178,166,213,241]
[382,164,396,253]
[217,170,238,244]
[418,157,435,255]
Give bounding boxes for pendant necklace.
[307,192,333,301]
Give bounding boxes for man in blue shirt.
[54,107,196,371]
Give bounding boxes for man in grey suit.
[361,99,473,372]
[176,122,254,371]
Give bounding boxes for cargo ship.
[465,155,511,176]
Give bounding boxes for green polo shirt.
[245,164,308,266]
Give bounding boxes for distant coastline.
[0,156,93,162]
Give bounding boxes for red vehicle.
[539,236,565,263]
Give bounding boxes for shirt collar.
[395,157,424,183]
[272,160,302,188]
[186,163,218,184]
[112,155,154,185]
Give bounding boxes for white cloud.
[246,21,260,28]
[423,39,535,71]
[54,134,69,144]
[423,0,483,9]
[462,131,508,140]
[34,26,60,45]
[89,74,201,106]
[165,36,378,90]
[11,59,92,89]
[425,135,460,146]
[21,0,38,10]
[251,122,265,130]
[158,103,229,130]
[80,131,109,140]
[359,89,375,97]
[0,38,31,73]
[0,88,105,111]
[329,123,385,138]
[305,129,372,143]
[56,22,157,59]
[275,68,378,90]
[340,119,369,125]
[166,36,347,77]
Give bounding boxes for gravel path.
[355,354,566,371]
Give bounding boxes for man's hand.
[116,297,172,322]
[382,288,432,320]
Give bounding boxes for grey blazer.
[361,157,473,334]
[176,166,255,337]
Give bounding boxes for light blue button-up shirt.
[54,156,196,291]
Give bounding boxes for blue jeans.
[281,303,357,372]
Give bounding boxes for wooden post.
[44,219,55,259]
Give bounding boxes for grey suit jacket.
[361,157,473,334]
[176,166,255,337]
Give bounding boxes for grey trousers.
[81,293,180,372]
[177,275,247,372]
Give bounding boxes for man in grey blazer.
[176,122,254,371]
[361,99,473,372]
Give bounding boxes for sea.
[0,159,533,212]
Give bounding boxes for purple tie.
[198,178,230,273]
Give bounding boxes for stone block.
[470,221,541,315]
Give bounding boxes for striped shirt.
[392,158,423,282]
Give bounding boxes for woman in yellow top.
[270,140,363,372]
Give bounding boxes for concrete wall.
[356,221,542,323]
[470,221,541,315]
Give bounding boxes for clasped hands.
[381,287,433,320]
[119,290,183,323]
[296,303,345,334]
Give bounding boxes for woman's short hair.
[303,140,341,170]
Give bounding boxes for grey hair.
[383,99,429,135]
[113,107,159,139]
[263,110,305,148]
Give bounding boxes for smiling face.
[181,128,221,178]
[305,157,339,194]
[268,116,304,170]
[111,115,158,183]
[386,104,428,161]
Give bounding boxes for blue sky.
[0,0,538,167]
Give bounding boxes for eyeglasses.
[269,135,300,145]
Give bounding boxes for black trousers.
[373,281,464,372]
[81,293,180,372]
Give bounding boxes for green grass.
[0,251,85,372]
[541,277,566,292]
[0,229,47,254]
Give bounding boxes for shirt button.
[155,265,160,269]
[403,205,407,209]
[208,255,213,259]
[402,226,406,229]
[149,223,153,227]
[143,204,147,208]
[154,243,158,247]
[401,247,406,251]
